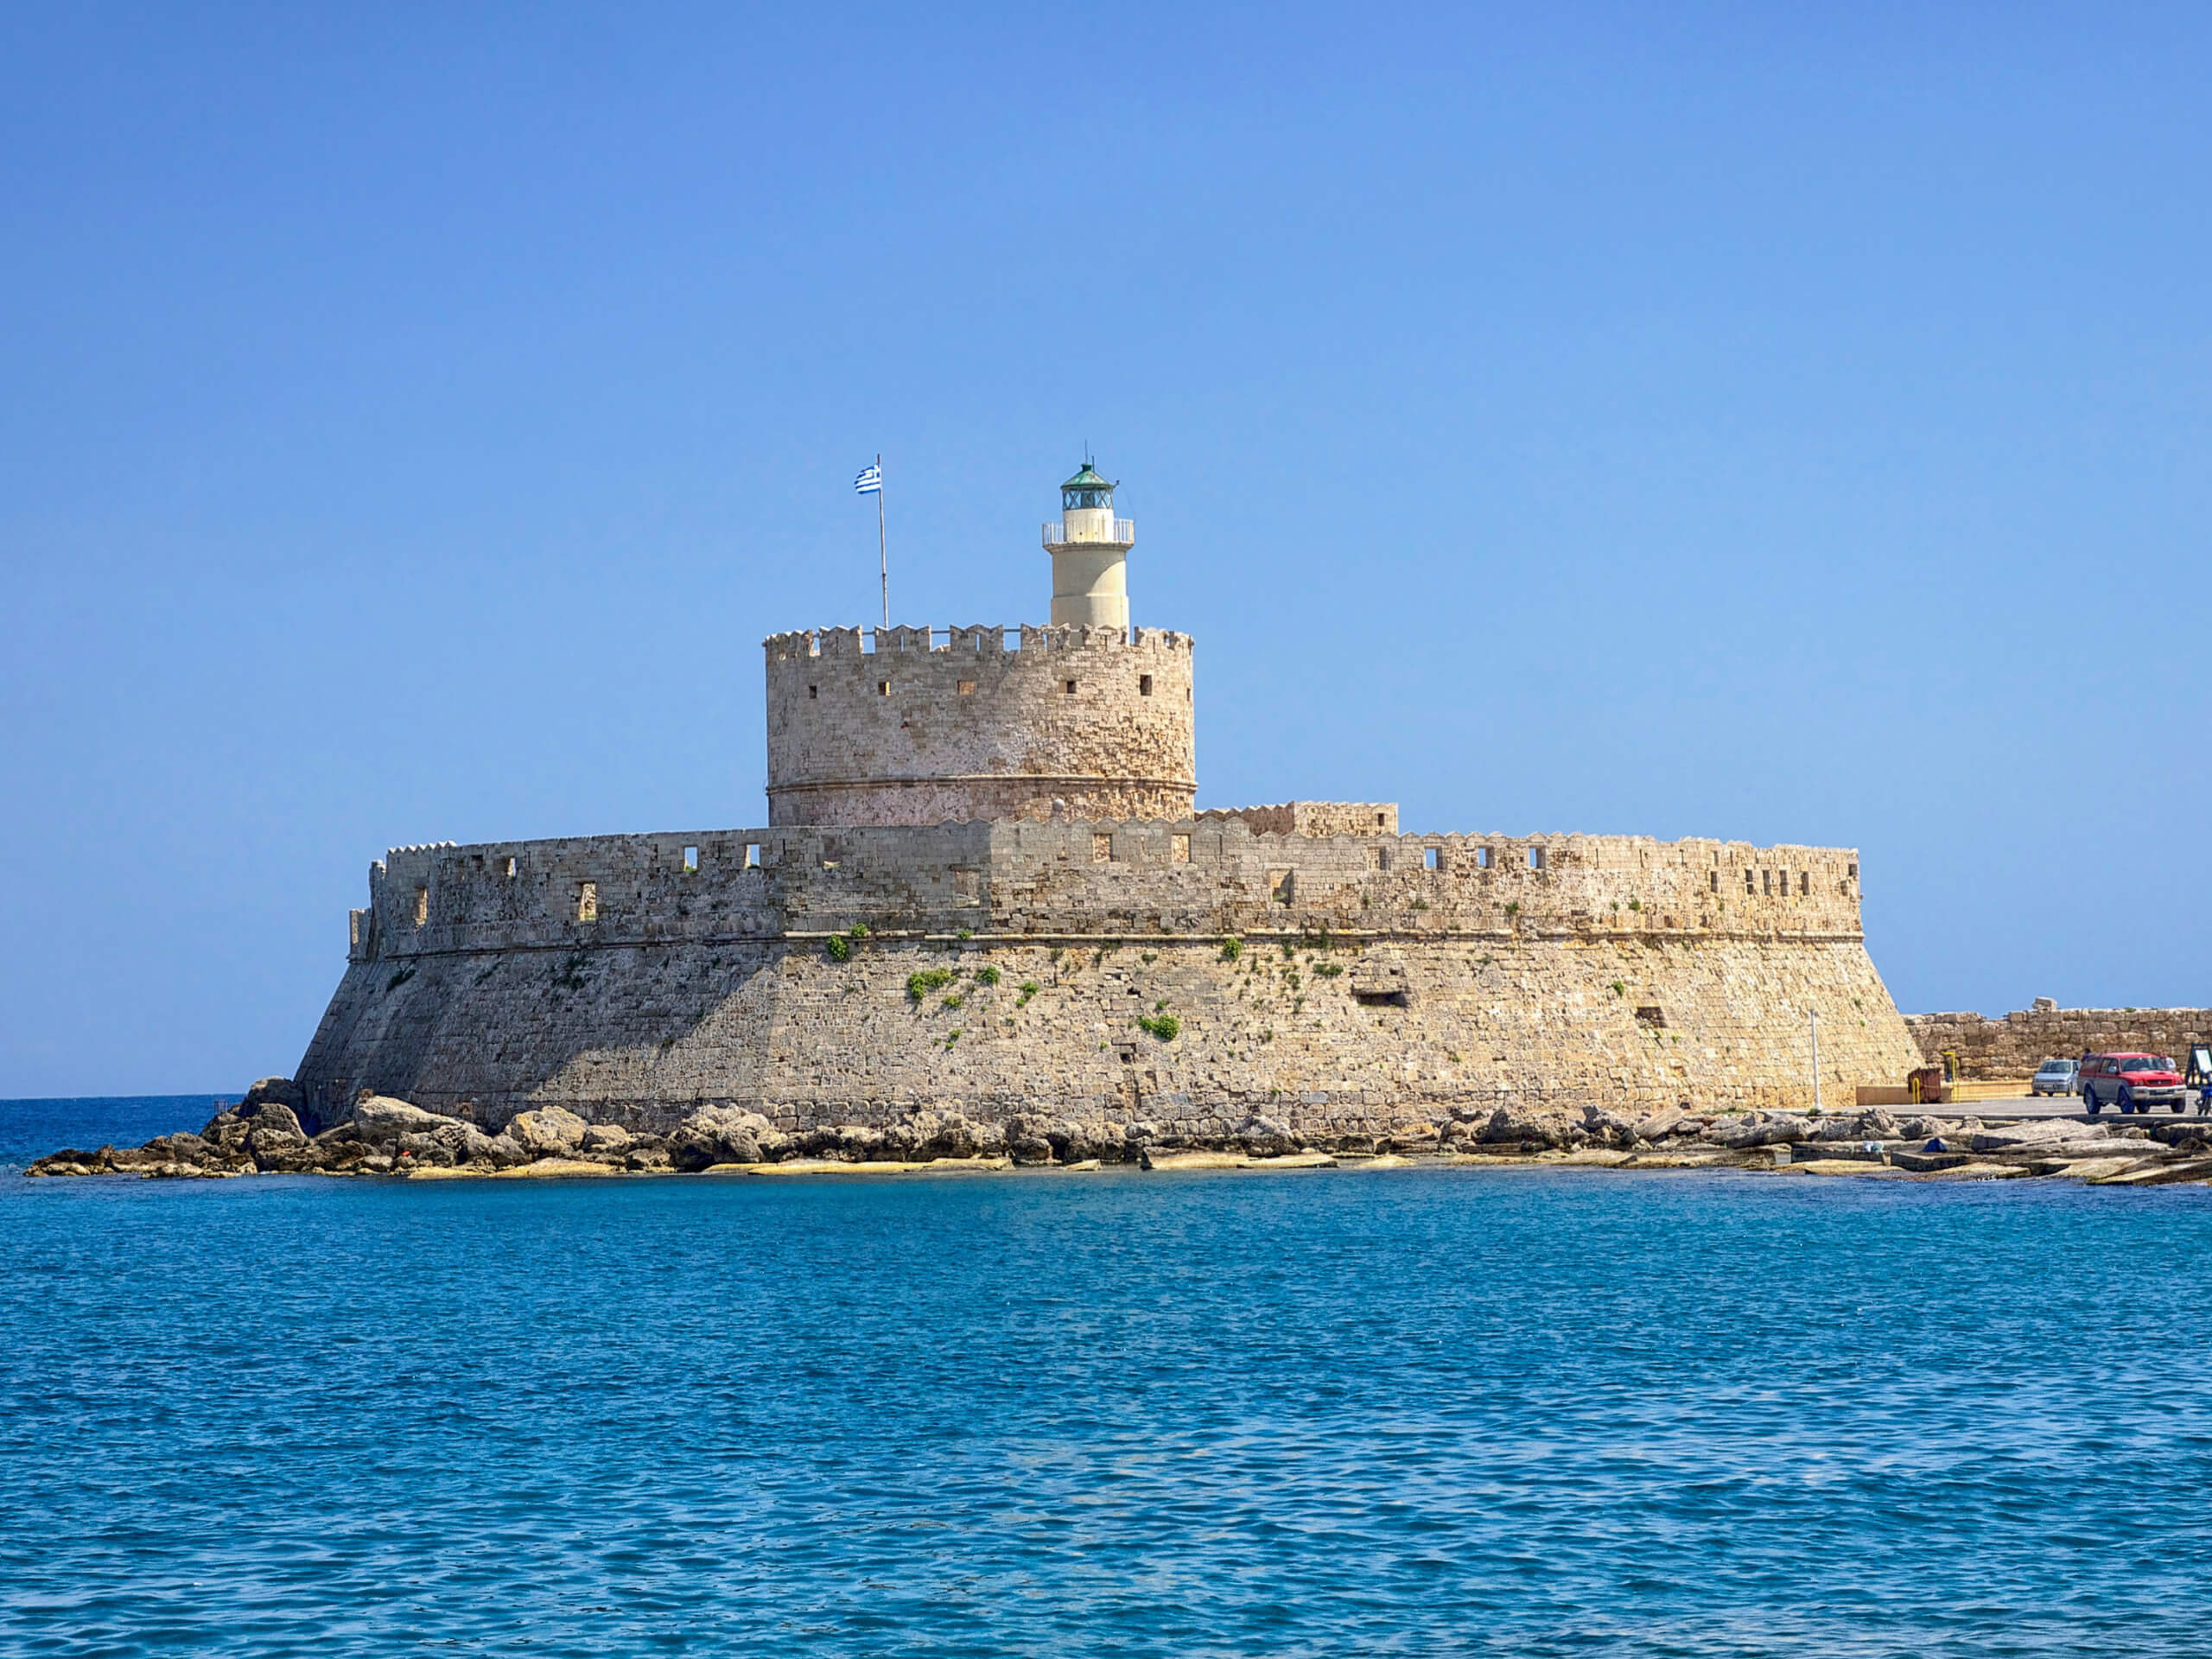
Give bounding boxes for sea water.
[3,1098,2211,1656]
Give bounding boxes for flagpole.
[875,452,887,629]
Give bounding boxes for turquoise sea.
[4,1096,2212,1656]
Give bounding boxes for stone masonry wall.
[298,932,1910,1138]
[1199,802,1399,836]
[296,819,1918,1133]
[764,624,1196,826]
[344,821,1869,965]
[1907,1007,2212,1077]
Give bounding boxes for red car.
[2077,1052,2189,1115]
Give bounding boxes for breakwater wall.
[1909,1005,2212,1077]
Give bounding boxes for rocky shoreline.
[22,1079,2212,1187]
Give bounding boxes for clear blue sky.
[4,4,2208,1096]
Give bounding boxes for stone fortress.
[293,463,1926,1145]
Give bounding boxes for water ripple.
[3,1157,2211,1655]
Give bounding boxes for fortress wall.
[296,931,1915,1136]
[296,943,785,1133]
[971,823,1864,944]
[764,625,1196,825]
[356,831,794,963]
[1907,1007,2212,1077]
[296,820,1916,1134]
[354,822,1868,962]
[1199,802,1399,836]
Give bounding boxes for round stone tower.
[761,463,1196,827]
[1044,462,1135,628]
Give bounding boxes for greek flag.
[854,463,882,495]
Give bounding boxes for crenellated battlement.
[351,819,1867,964]
[763,624,1193,664]
[1199,803,1400,837]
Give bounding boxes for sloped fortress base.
[296,819,1921,1136]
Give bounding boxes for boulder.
[669,1107,785,1171]
[26,1148,114,1177]
[199,1109,251,1149]
[394,1130,455,1167]
[1050,1119,1127,1163]
[1633,1106,1689,1141]
[1236,1116,1300,1157]
[315,1136,378,1172]
[1004,1113,1058,1165]
[880,1110,991,1161]
[505,1107,588,1160]
[1582,1106,1642,1150]
[942,1113,1003,1159]
[141,1132,211,1166]
[788,1123,884,1160]
[180,1115,257,1168]
[252,1135,327,1173]
[1478,1103,1584,1149]
[240,1077,306,1118]
[1714,1113,1810,1148]
[824,1124,887,1161]
[1809,1107,1898,1142]
[241,1099,304,1139]
[247,1120,310,1166]
[580,1123,632,1155]
[353,1096,455,1143]
[1971,1122,2107,1154]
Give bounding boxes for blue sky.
[4,3,2209,1095]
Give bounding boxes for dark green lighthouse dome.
[1061,463,1116,511]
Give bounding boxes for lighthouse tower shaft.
[1043,464,1135,629]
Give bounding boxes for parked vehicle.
[2031,1058,2078,1096]
[2077,1052,2189,1115]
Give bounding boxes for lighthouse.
[1042,462,1135,629]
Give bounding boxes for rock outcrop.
[21,1077,2211,1188]
[508,1107,589,1160]
[667,1107,786,1171]
[1478,1102,1586,1150]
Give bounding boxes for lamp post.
[1810,1007,1821,1115]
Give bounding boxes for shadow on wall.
[296,942,782,1133]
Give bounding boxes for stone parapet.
[346,821,1869,965]
[1198,802,1398,836]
